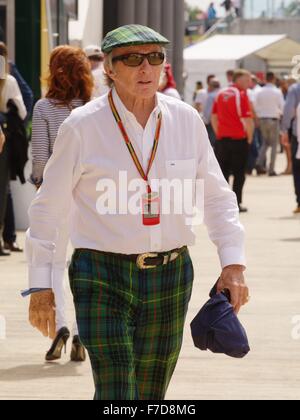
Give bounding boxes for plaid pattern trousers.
[69,248,194,400]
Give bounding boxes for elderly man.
[26,25,249,401]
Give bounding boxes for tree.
[185,1,204,21]
[284,0,300,17]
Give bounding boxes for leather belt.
[77,247,188,270]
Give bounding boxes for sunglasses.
[112,52,165,67]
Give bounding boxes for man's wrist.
[223,264,246,272]
[21,288,51,298]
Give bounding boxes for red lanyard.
[108,90,162,194]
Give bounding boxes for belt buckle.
[137,253,158,270]
[167,252,180,264]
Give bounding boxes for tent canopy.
[183,35,300,104]
[184,34,299,62]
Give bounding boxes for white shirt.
[26,89,246,289]
[0,74,27,120]
[162,87,181,101]
[194,89,208,108]
[254,84,285,119]
[92,66,109,98]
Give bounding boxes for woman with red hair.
[29,46,93,362]
[159,63,181,100]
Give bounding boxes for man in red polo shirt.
[212,69,254,212]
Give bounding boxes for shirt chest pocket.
[165,159,197,182]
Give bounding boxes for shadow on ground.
[0,362,83,381]
[269,216,300,221]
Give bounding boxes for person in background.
[281,81,300,214]
[194,74,215,116]
[0,125,7,254]
[255,72,285,177]
[10,62,34,124]
[84,45,109,98]
[226,69,235,86]
[203,77,221,148]
[158,62,181,100]
[207,3,217,30]
[29,45,94,362]
[221,0,233,16]
[193,81,203,102]
[0,42,26,257]
[247,75,263,175]
[232,0,241,17]
[2,56,34,253]
[280,76,297,175]
[212,69,254,213]
[247,75,262,104]
[280,76,297,99]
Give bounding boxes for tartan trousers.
[69,248,194,401]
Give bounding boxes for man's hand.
[29,290,56,339]
[217,265,249,314]
[281,132,289,147]
[211,114,218,136]
[0,132,5,154]
[243,118,255,145]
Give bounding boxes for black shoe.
[0,241,10,257]
[4,242,23,253]
[70,335,86,362]
[269,172,278,177]
[255,166,267,175]
[45,327,70,362]
[239,205,248,213]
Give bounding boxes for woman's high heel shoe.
[70,335,86,362]
[45,327,70,361]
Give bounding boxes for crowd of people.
[193,69,300,214]
[202,1,242,31]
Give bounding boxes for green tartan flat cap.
[101,24,170,54]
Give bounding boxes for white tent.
[184,34,300,104]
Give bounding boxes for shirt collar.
[111,87,163,130]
